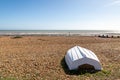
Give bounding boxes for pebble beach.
[0,35,120,80]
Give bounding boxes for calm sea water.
[0,30,120,36]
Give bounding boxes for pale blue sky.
[0,0,120,30]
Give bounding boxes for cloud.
[105,0,120,7]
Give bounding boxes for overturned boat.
[65,46,102,70]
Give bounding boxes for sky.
[0,0,120,30]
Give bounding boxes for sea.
[0,30,120,36]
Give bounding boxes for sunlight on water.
[0,30,120,36]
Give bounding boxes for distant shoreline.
[0,30,120,36]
